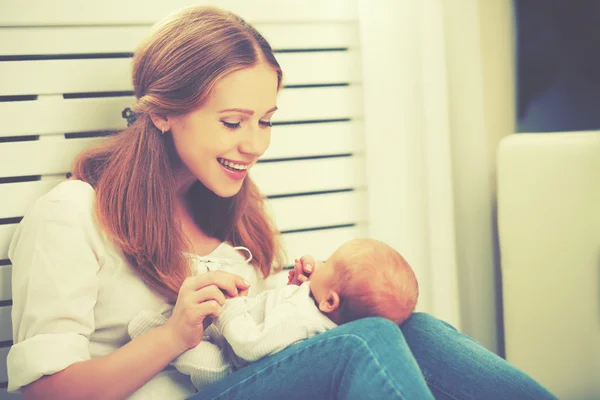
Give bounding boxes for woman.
[7,6,556,400]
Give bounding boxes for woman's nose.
[239,126,270,157]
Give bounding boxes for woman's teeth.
[218,158,249,171]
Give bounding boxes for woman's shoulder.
[42,179,95,206]
[21,179,98,231]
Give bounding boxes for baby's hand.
[288,255,315,285]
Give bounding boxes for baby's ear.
[319,291,340,313]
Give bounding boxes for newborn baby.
[129,238,419,391]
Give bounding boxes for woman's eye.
[222,121,241,130]
[259,120,272,128]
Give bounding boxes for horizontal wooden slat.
[265,121,364,160]
[0,307,11,343]
[0,24,359,56]
[0,51,361,96]
[273,86,363,123]
[2,96,132,137]
[0,180,62,220]
[268,190,367,232]
[0,137,104,178]
[2,86,360,137]
[0,225,17,261]
[281,224,368,262]
[253,156,366,197]
[0,0,358,26]
[0,265,11,302]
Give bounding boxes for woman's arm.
[21,271,250,400]
[21,323,185,400]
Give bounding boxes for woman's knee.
[333,317,402,344]
[402,312,458,335]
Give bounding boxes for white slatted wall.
[0,1,365,397]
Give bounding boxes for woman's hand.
[163,271,250,353]
[288,255,316,285]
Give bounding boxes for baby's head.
[309,238,418,326]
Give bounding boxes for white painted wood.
[0,307,11,343]
[0,24,359,56]
[252,156,366,197]
[273,86,364,124]
[281,224,367,262]
[0,0,358,26]
[264,121,364,160]
[0,51,361,96]
[0,266,11,302]
[2,86,360,138]
[278,51,361,87]
[0,180,62,220]
[0,137,105,178]
[2,96,132,137]
[0,225,17,261]
[267,190,367,232]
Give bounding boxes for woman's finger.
[195,300,223,320]
[183,271,250,297]
[188,284,227,306]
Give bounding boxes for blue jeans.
[190,313,557,400]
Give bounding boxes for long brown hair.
[72,6,285,301]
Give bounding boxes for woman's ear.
[318,291,340,313]
[149,111,170,132]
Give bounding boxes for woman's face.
[169,62,279,197]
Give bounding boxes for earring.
[161,126,166,135]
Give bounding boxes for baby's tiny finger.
[298,274,308,283]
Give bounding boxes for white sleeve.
[213,286,310,362]
[6,191,101,392]
[128,311,233,391]
[173,340,232,391]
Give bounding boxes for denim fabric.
[191,317,434,399]
[401,313,557,400]
[190,313,557,400]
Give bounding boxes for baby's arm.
[128,311,232,391]
[214,286,311,362]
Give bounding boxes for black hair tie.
[122,107,137,127]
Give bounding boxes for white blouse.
[7,180,286,399]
